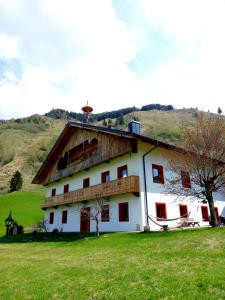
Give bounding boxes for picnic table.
[178,218,200,228]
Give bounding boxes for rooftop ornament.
[81,101,93,123]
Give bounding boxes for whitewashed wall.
[138,142,225,230]
[44,193,142,232]
[44,140,225,232]
[44,152,144,232]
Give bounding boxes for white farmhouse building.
[33,121,225,232]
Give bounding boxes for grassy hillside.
[0,228,224,299]
[98,108,198,145]
[0,191,44,235]
[0,115,65,192]
[0,109,205,192]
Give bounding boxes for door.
[80,207,90,233]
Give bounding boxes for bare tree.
[79,198,110,236]
[166,112,225,227]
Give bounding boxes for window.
[215,207,219,220]
[118,165,128,179]
[179,204,188,218]
[83,178,90,188]
[119,202,129,222]
[152,164,164,184]
[155,203,167,220]
[51,188,56,197]
[181,171,191,188]
[101,205,110,222]
[64,184,69,193]
[101,171,110,183]
[201,206,209,221]
[62,210,68,224]
[49,212,54,224]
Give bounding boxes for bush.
[9,171,23,192]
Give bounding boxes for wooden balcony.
[42,176,140,209]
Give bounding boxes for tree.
[9,171,23,192]
[102,119,108,127]
[119,115,125,125]
[166,113,225,227]
[79,198,109,236]
[217,107,222,115]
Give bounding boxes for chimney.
[128,120,141,134]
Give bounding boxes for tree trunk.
[206,189,218,227]
[96,217,100,236]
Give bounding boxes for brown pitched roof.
[32,121,186,184]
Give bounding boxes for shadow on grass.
[0,232,98,244]
[0,227,220,244]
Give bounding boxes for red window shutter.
[162,204,167,219]
[117,165,128,179]
[179,204,188,217]
[152,164,164,184]
[201,206,209,221]
[101,171,110,183]
[51,188,56,197]
[101,205,110,222]
[215,207,219,219]
[83,178,90,188]
[49,212,54,224]
[155,203,167,220]
[62,210,68,224]
[64,184,69,193]
[181,171,191,188]
[119,202,129,222]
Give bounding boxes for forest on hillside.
[45,103,174,122]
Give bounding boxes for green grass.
[0,228,224,299]
[0,191,44,235]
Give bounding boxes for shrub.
[9,171,23,192]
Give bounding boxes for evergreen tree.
[119,115,125,125]
[102,119,108,127]
[10,171,23,192]
[115,117,120,127]
[217,107,222,115]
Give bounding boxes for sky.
[0,0,225,119]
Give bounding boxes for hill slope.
[0,191,44,235]
[100,108,197,145]
[0,115,65,192]
[0,109,205,192]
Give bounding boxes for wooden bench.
[178,218,200,228]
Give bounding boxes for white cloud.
[0,0,225,118]
[0,0,139,118]
[138,0,225,111]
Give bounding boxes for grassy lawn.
[0,191,44,235]
[0,228,224,300]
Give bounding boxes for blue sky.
[0,0,225,119]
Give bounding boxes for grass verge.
[0,228,224,300]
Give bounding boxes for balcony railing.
[42,176,140,209]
